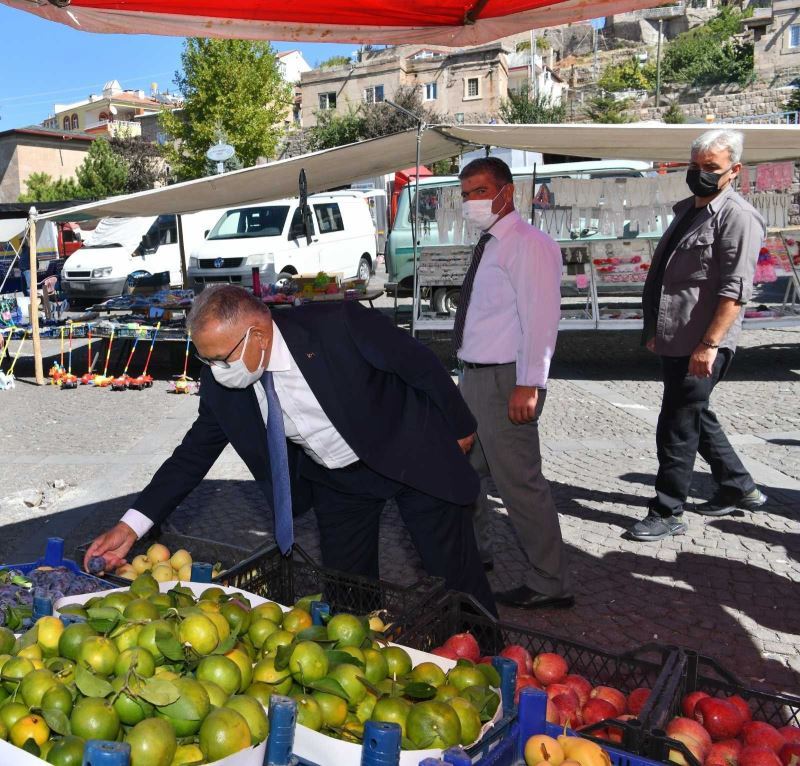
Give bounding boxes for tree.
[18,172,83,203]
[785,87,800,114]
[160,38,292,180]
[662,102,686,124]
[583,93,634,123]
[107,134,167,193]
[662,6,753,87]
[499,86,566,124]
[75,138,128,198]
[598,57,657,92]
[306,107,365,151]
[318,55,352,69]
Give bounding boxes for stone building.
[747,0,800,85]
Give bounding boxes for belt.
[461,361,511,369]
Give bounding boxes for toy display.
[59,324,78,389]
[131,319,160,389]
[169,332,197,394]
[80,326,97,385]
[93,327,115,387]
[0,329,28,390]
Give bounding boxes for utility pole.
[655,18,663,109]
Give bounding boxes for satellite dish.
[109,105,118,115]
[206,143,235,162]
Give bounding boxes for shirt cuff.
[120,509,154,539]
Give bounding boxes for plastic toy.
[0,330,28,390]
[59,324,78,390]
[80,326,97,385]
[136,320,160,388]
[169,333,196,394]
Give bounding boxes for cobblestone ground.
[0,315,797,694]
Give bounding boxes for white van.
[188,192,377,292]
[61,210,222,301]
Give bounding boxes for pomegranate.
[683,692,712,718]
[582,698,618,727]
[739,747,783,766]
[695,698,745,741]
[443,632,480,663]
[564,674,593,706]
[591,686,627,716]
[627,687,651,716]
[742,723,787,754]
[705,739,743,766]
[532,652,569,686]
[501,644,534,677]
[727,695,753,725]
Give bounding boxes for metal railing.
[722,110,799,124]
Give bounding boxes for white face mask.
[462,185,508,230]
[210,327,265,389]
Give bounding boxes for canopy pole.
[27,207,45,385]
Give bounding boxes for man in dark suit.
[85,284,496,613]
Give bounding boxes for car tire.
[357,256,372,283]
[431,287,460,315]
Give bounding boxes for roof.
[277,50,299,57]
[0,125,95,142]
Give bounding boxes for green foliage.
[498,86,566,124]
[75,138,128,199]
[318,55,352,69]
[583,93,635,124]
[662,6,754,86]
[107,134,166,193]
[160,38,292,180]
[785,87,800,114]
[307,107,365,151]
[662,102,686,124]
[598,57,657,92]
[18,172,83,203]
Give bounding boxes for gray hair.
[187,284,269,335]
[691,129,744,165]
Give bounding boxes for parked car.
[187,192,377,293]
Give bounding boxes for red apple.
[501,644,533,677]
[431,646,459,660]
[533,652,568,686]
[547,684,579,704]
[705,740,743,766]
[695,698,744,741]
[551,693,582,727]
[443,632,480,663]
[582,698,619,727]
[627,687,651,716]
[515,674,543,704]
[591,686,627,717]
[565,674,593,706]
[727,695,753,725]
[779,729,800,746]
[683,692,712,718]
[606,715,636,744]
[667,717,714,761]
[779,743,800,766]
[739,747,783,766]
[742,722,786,754]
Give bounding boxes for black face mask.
[686,166,731,197]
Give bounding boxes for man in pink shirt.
[455,157,572,609]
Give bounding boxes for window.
[791,24,800,47]
[363,85,385,104]
[71,115,79,130]
[154,215,178,246]
[207,206,291,239]
[423,82,437,101]
[465,77,480,99]
[63,117,70,130]
[318,92,337,110]
[313,203,345,234]
[289,207,316,238]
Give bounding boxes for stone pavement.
[0,315,797,695]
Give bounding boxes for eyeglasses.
[195,327,253,368]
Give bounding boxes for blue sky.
[0,7,355,129]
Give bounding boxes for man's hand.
[457,433,475,454]
[83,522,137,573]
[508,386,539,425]
[689,344,718,378]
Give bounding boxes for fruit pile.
[664,692,800,766]
[524,731,613,766]
[92,543,221,582]
[0,573,498,765]
[0,567,108,631]
[431,632,650,741]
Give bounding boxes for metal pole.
[655,19,663,109]
[411,122,422,336]
[27,208,45,385]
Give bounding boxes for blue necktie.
[261,371,294,555]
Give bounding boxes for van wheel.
[357,257,371,283]
[275,272,295,287]
[431,287,460,316]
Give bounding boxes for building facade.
[748,0,800,84]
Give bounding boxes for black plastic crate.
[397,591,684,755]
[75,529,253,586]
[644,649,800,766]
[218,543,445,639]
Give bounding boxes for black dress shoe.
[494,586,575,609]
[482,560,494,573]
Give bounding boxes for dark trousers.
[653,350,755,516]
[301,457,497,616]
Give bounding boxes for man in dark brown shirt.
[632,129,767,542]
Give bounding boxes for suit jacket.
[134,302,479,526]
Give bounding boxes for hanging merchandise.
[755,162,794,192]
[754,246,778,284]
[131,320,161,389]
[60,324,78,389]
[169,333,196,394]
[0,330,28,390]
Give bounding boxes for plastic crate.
[397,592,683,754]
[75,529,253,586]
[644,649,800,766]
[218,543,445,639]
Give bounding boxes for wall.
[637,84,795,121]
[753,0,800,84]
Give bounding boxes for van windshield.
[208,207,290,240]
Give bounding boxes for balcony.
[83,119,142,137]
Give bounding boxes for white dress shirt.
[122,324,358,538]
[457,209,562,389]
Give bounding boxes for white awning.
[0,219,28,243]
